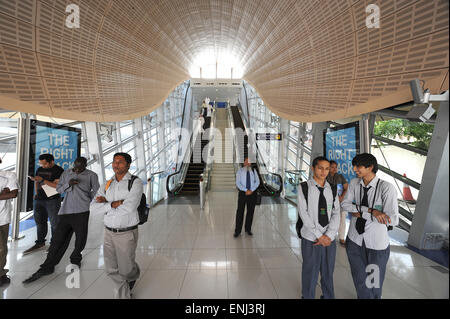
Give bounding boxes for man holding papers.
[23,154,64,255]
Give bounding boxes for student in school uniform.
[326,160,349,246]
[341,153,399,299]
[297,156,340,299]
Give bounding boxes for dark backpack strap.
[300,181,308,207]
[128,175,138,192]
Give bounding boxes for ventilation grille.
[0,0,448,122]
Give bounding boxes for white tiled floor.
[1,191,448,299]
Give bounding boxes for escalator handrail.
[233,102,283,195]
[230,105,283,195]
[174,81,191,173]
[166,125,197,195]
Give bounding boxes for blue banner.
[27,120,81,211]
[324,122,360,184]
[35,125,80,170]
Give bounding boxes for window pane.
[0,118,18,172]
[120,125,133,140]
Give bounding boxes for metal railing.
[146,171,166,207]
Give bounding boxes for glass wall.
[245,83,282,174]
[0,117,18,173]
[284,121,313,203]
[0,81,190,222]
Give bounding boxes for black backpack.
[128,175,149,225]
[296,182,337,238]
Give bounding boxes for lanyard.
[357,179,380,220]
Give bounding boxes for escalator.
[166,114,211,196]
[229,105,283,197]
[178,137,208,195]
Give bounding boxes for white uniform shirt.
[341,176,399,250]
[90,172,143,229]
[0,171,20,226]
[297,179,340,242]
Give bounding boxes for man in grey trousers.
[90,152,142,299]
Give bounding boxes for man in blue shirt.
[23,157,99,284]
[234,157,260,237]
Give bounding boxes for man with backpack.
[90,153,143,299]
[341,153,399,299]
[297,156,340,299]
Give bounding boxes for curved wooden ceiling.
[0,0,448,122]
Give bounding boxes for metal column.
[133,117,147,180]
[408,94,449,250]
[310,121,328,179]
[10,113,30,240]
[360,114,371,153]
[85,122,105,184]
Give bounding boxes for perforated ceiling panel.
[0,0,448,122]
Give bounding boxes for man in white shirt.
[0,159,19,287]
[234,157,260,237]
[341,153,399,299]
[297,156,340,299]
[90,153,143,299]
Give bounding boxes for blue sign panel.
[27,120,81,211]
[323,122,360,184]
[34,125,80,171]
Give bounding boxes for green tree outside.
[373,119,434,151]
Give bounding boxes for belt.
[105,225,138,233]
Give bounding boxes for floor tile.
[179,269,228,299]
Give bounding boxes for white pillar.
[85,122,105,184]
[133,117,147,180]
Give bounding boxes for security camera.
[406,104,436,123]
[102,134,113,143]
[410,79,430,104]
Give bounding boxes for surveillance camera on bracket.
[406,104,436,123]
[410,79,431,105]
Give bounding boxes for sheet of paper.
[41,184,59,197]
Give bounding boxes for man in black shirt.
[23,154,64,255]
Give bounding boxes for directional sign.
[256,133,282,141]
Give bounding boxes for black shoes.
[0,275,10,287]
[22,243,46,256]
[129,280,136,291]
[71,261,81,269]
[234,231,253,237]
[22,268,54,284]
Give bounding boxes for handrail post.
[199,173,205,209]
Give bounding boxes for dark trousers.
[40,211,90,272]
[34,198,61,245]
[301,238,336,299]
[203,116,211,130]
[235,191,257,234]
[0,224,9,277]
[346,237,390,299]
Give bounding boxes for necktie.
[246,170,251,190]
[317,186,329,227]
[361,186,371,207]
